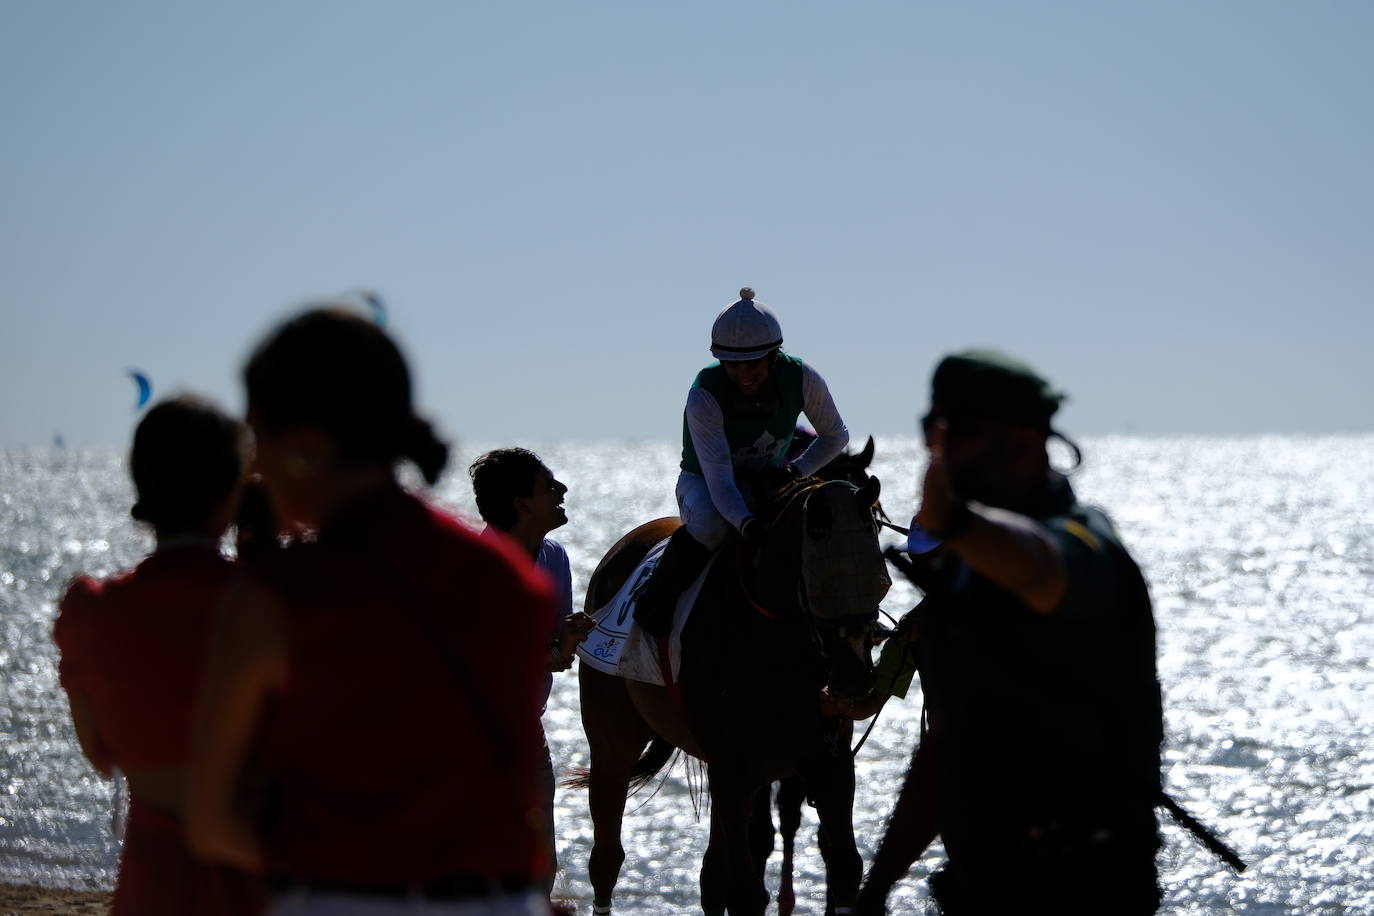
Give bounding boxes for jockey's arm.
[790,362,849,476]
[685,387,753,531]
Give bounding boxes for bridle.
[740,478,883,674]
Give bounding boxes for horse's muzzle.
[820,613,878,699]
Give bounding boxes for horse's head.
[756,477,890,699]
[815,435,890,525]
[815,434,875,485]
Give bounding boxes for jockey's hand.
[739,517,766,552]
[757,462,801,494]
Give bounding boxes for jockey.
[635,288,850,636]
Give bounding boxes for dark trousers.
[932,816,1162,916]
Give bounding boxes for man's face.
[522,465,568,533]
[923,409,1014,504]
[721,354,772,397]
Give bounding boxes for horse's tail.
[561,766,592,790]
[560,735,678,794]
[627,736,677,796]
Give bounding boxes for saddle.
[575,537,721,686]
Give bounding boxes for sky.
[3,1,1371,449]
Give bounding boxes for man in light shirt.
[470,448,595,903]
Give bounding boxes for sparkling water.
[2,436,1372,914]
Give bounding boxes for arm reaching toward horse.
[791,362,849,477]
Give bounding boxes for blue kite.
[127,370,152,410]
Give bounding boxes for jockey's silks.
[680,353,806,474]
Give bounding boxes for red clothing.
[250,487,556,885]
[55,544,234,766]
[112,802,265,916]
[55,545,264,915]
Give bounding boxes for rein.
[878,518,910,537]
[735,478,827,623]
[766,479,890,761]
[849,631,913,759]
[738,477,892,760]
[734,539,775,620]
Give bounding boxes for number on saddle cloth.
[576,537,723,685]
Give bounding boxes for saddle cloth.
[575,537,720,685]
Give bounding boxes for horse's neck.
[703,546,818,666]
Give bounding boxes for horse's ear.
[857,436,875,470]
[855,475,881,508]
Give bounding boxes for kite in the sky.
[128,370,152,410]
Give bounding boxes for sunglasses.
[920,412,986,440]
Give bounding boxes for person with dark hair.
[233,478,279,558]
[53,395,263,916]
[186,308,557,915]
[855,350,1165,915]
[468,448,595,901]
[634,287,851,635]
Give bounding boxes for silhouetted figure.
[186,309,556,915]
[54,395,264,915]
[857,350,1164,915]
[469,447,595,906]
[635,287,851,636]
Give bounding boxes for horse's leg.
[775,774,807,916]
[700,765,767,916]
[746,784,777,911]
[801,726,862,916]
[580,665,656,914]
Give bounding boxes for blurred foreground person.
[54,395,264,915]
[468,448,595,902]
[187,309,556,915]
[857,350,1164,915]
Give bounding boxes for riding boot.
[633,527,712,638]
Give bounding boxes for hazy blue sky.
[3,1,1371,448]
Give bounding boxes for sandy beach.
[0,884,109,916]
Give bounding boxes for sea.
[2,435,1372,914]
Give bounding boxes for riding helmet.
[710,288,784,362]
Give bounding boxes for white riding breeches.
[676,471,735,550]
[676,472,741,552]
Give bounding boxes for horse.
[576,471,890,915]
[748,436,884,915]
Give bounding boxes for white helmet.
[710,288,784,361]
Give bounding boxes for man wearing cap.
[634,288,850,635]
[856,350,1165,915]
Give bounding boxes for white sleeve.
[791,362,850,477]
[685,387,754,530]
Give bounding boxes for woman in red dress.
[187,308,556,915]
[55,395,264,915]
